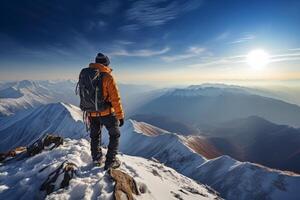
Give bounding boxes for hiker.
[77,53,124,170]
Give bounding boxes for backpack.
[76,67,111,112]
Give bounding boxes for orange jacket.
[88,63,124,120]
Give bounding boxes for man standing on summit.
[77,53,124,170]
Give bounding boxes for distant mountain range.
[133,84,300,128]
[132,114,300,173]
[0,80,155,117]
[131,114,200,135]
[0,80,79,117]
[199,116,300,173]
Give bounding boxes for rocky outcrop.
[0,134,63,163]
[109,169,140,200]
[40,161,78,195]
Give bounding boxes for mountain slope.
[0,102,86,151]
[0,80,78,117]
[202,116,300,173]
[101,120,300,200]
[131,114,200,135]
[134,85,300,128]
[0,138,220,200]
[1,103,299,200]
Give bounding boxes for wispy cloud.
[114,40,135,45]
[161,46,206,62]
[97,0,121,15]
[86,20,107,31]
[270,51,300,63]
[98,20,107,27]
[215,31,230,41]
[188,48,300,68]
[109,47,170,57]
[188,55,244,68]
[122,0,203,30]
[119,24,140,32]
[229,34,255,44]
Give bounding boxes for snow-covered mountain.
[134,84,300,128]
[0,80,157,118]
[111,120,300,200]
[0,138,220,200]
[1,102,299,199]
[0,80,79,117]
[0,102,86,151]
[201,116,300,173]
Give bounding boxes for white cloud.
[114,40,135,45]
[270,51,300,62]
[119,24,140,32]
[229,34,255,44]
[188,48,300,68]
[98,20,107,27]
[109,47,170,57]
[125,0,203,27]
[161,46,206,62]
[215,31,230,41]
[97,0,121,15]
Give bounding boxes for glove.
[119,118,124,127]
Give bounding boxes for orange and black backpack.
[76,67,111,112]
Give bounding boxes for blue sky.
[1,0,300,85]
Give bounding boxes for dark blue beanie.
[95,53,110,66]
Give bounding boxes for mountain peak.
[128,119,170,136]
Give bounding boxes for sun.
[246,49,270,70]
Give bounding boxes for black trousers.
[89,114,120,161]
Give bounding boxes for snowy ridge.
[113,120,207,174]
[131,120,170,136]
[110,120,300,200]
[0,138,220,200]
[0,102,86,151]
[195,156,300,200]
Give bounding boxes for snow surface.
[108,120,300,200]
[1,102,300,200]
[0,138,220,200]
[0,102,86,151]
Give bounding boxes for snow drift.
[0,138,220,200]
[0,102,86,151]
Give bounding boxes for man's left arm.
[107,75,124,124]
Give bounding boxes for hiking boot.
[104,157,121,170]
[93,156,104,167]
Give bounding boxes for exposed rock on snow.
[40,161,78,195]
[109,169,139,200]
[0,134,63,163]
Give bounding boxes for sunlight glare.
[246,49,270,70]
